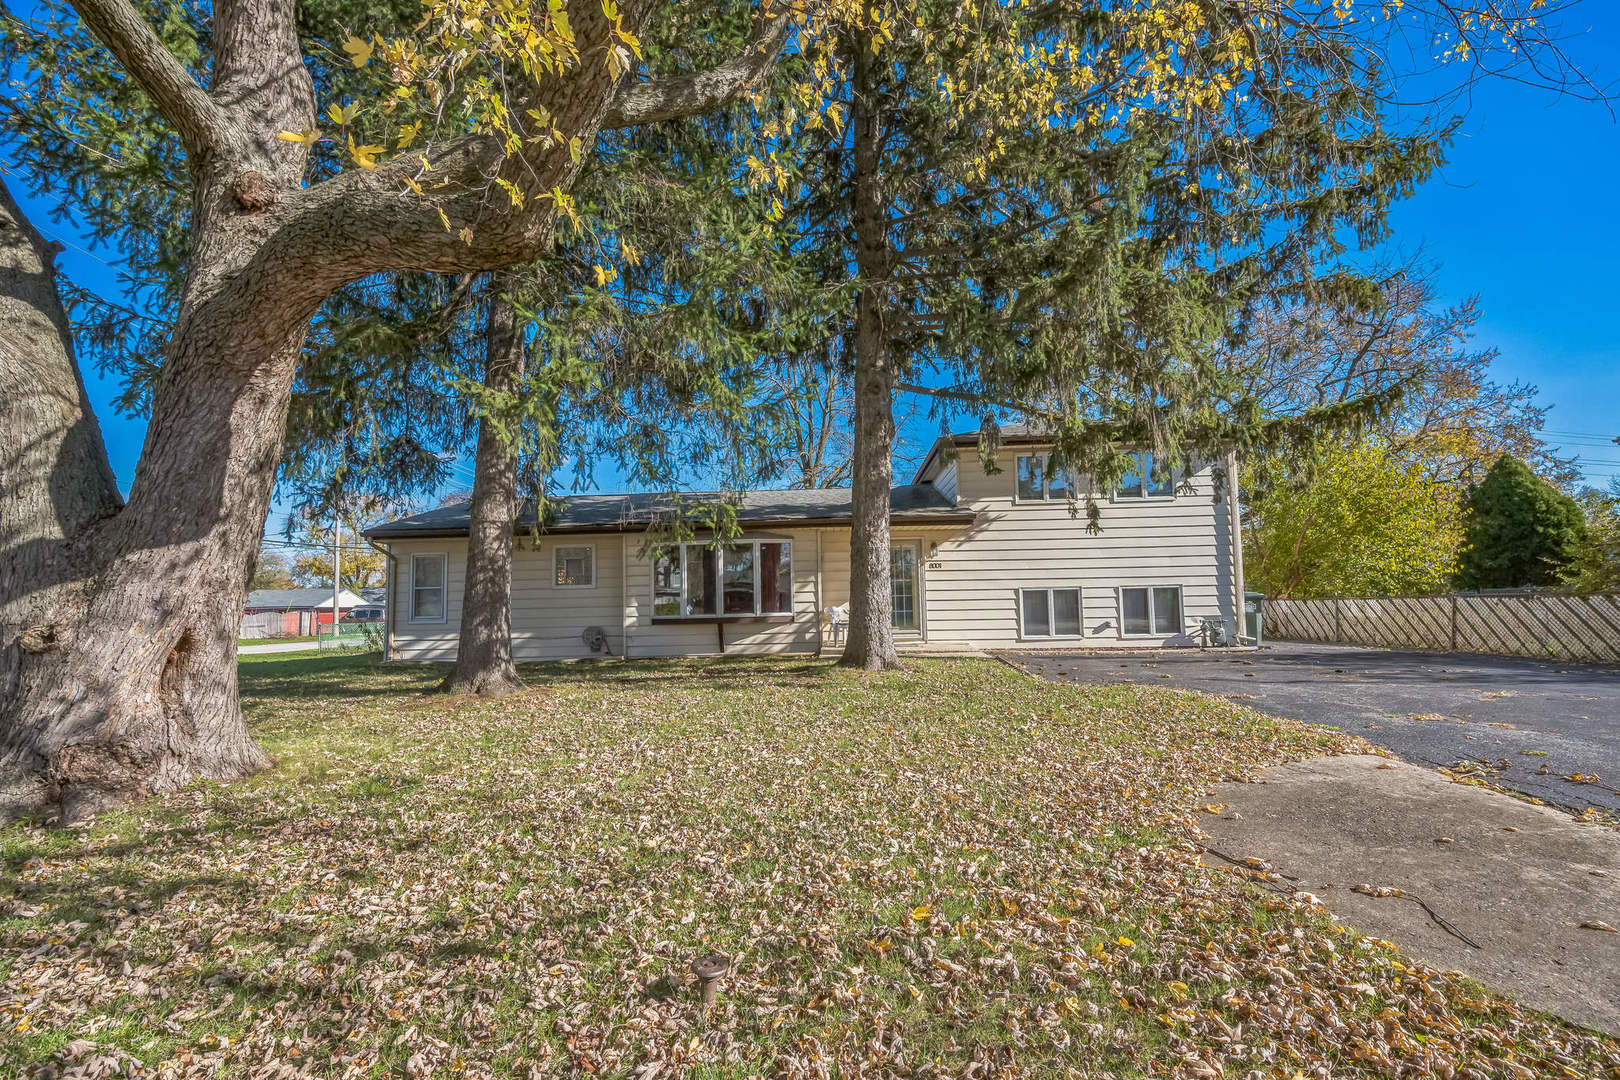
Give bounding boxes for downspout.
[368,538,397,662]
[1224,450,1247,644]
[621,532,630,659]
[815,529,824,656]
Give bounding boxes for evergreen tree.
[751,2,1514,667]
[1455,456,1586,589]
[0,0,800,820]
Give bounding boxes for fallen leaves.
[2,654,1616,1080]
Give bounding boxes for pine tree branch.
[66,0,233,159]
[600,2,802,129]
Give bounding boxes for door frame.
[891,538,926,641]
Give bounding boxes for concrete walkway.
[238,641,324,655]
[1200,754,1620,1034]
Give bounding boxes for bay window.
[653,541,793,618]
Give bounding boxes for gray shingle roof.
[244,588,367,610]
[362,484,972,539]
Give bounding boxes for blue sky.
[11,4,1620,523]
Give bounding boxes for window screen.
[684,545,717,615]
[722,545,755,614]
[554,545,594,587]
[411,553,446,621]
[1152,586,1182,634]
[653,549,682,616]
[760,542,792,613]
[1052,588,1082,636]
[1120,587,1151,635]
[1022,589,1050,636]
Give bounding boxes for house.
[243,587,369,637]
[361,428,1246,661]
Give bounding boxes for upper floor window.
[1016,454,1074,501]
[652,541,792,618]
[1116,452,1175,499]
[554,544,596,588]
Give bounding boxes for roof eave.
[364,509,976,541]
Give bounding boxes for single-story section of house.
[243,587,370,637]
[362,428,1247,661]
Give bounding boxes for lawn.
[238,634,320,646]
[3,655,1615,1079]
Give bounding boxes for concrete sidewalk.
[1200,754,1620,1034]
[238,641,325,655]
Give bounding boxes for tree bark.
[1,0,799,820]
[839,33,901,672]
[1,175,297,820]
[441,277,526,697]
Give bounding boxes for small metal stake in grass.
[690,953,729,1009]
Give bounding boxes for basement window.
[1020,588,1082,638]
[1119,585,1182,637]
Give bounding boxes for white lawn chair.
[824,603,849,647]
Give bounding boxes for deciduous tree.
[1244,441,1464,598]
[0,0,801,819]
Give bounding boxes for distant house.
[243,587,368,637]
[362,426,1246,661]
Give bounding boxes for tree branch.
[600,2,802,129]
[67,0,233,159]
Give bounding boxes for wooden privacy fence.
[1265,593,1620,664]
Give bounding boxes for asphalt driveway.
[1012,642,1620,813]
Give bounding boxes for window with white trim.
[1020,587,1082,638]
[1119,585,1182,636]
[554,544,595,588]
[1115,452,1175,499]
[1015,454,1075,501]
[652,541,792,618]
[410,553,447,622]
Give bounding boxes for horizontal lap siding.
[388,538,465,662]
[925,450,1236,648]
[510,537,626,659]
[386,536,627,662]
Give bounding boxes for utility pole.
[331,513,341,645]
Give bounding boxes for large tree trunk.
[0,0,789,820]
[0,176,311,820]
[441,278,526,697]
[839,34,901,672]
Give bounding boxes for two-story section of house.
[364,425,1245,661]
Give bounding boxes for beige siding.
[920,447,1237,649]
[387,535,628,661]
[383,445,1238,661]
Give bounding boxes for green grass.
[238,634,320,645]
[3,655,1615,1078]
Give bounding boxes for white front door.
[891,541,924,639]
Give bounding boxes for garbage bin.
[1243,591,1265,646]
